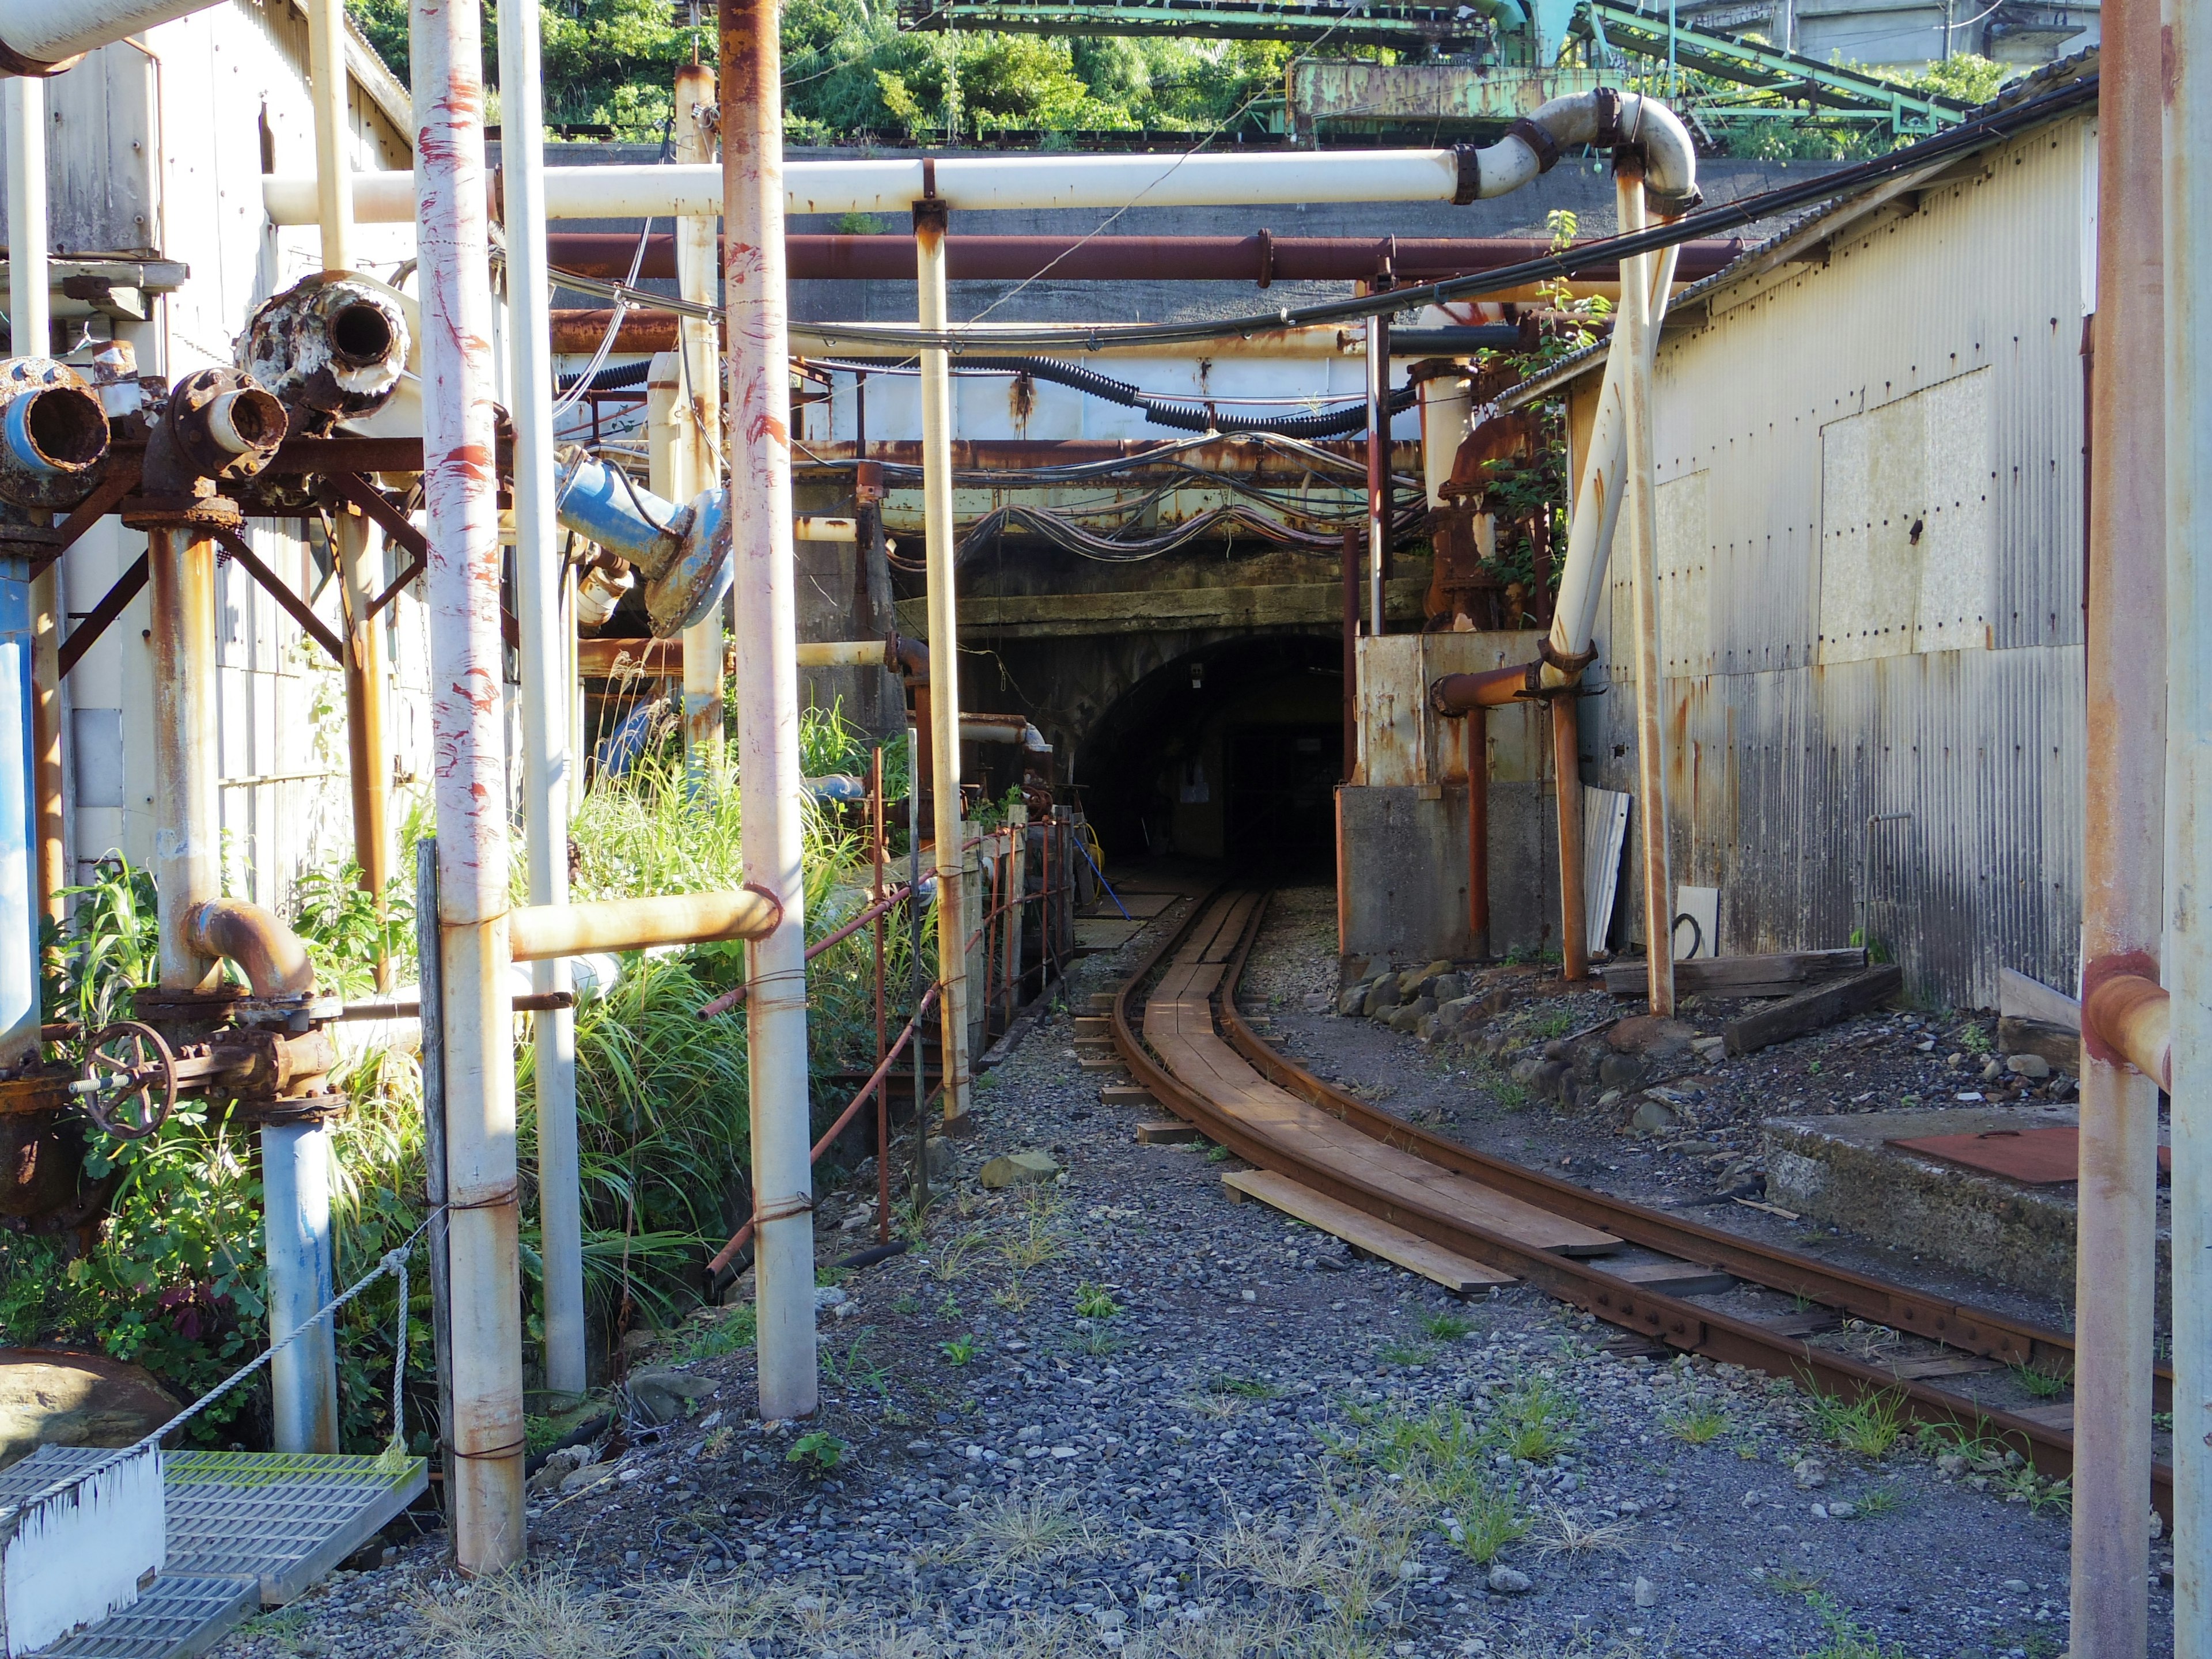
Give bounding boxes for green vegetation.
[940,1333,979,1365]
[1419,1310,1473,1341]
[1073,1282,1121,1318]
[1800,1590,1919,1659]
[1374,1340,1437,1367]
[1661,1400,1730,1445]
[1801,1382,1907,1458]
[1208,1374,1281,1399]
[2010,1361,2073,1400]
[1,704,922,1453]
[787,1429,849,1475]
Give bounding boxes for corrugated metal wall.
[1587,111,2093,1007]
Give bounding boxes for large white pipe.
[2165,0,2212,1634]
[263,1120,340,1452]
[6,78,47,355]
[307,0,354,275]
[415,0,525,1573]
[916,206,972,1131]
[723,0,817,1425]
[263,99,1698,225]
[1618,168,1672,1020]
[498,0,583,1410]
[675,63,724,791]
[0,0,217,74]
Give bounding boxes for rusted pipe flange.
[119,493,246,533]
[142,368,287,493]
[0,359,113,512]
[233,1090,350,1128]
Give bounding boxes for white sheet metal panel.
[1592,109,2090,1006]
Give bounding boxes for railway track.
[1108,885,2168,1516]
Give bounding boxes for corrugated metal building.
[1535,57,2096,1007]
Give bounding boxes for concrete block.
[1762,1105,2171,1315]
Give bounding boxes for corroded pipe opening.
[1429,664,1538,714]
[14,385,109,474]
[328,301,397,367]
[206,387,286,456]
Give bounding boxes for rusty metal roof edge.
[1495,46,2101,414]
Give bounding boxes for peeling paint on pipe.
[184,897,317,999]
[507,888,782,960]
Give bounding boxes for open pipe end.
[206,387,287,458]
[2082,957,2171,1091]
[10,384,110,474]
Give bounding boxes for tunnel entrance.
[1074,635,1343,876]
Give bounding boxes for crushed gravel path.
[220,879,2136,1659]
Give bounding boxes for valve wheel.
[82,1021,179,1141]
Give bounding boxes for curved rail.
[1111,887,2166,1516]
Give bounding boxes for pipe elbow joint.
[1458,89,1698,212]
[238,275,412,434]
[142,368,288,495]
[185,898,319,1000]
[643,487,730,638]
[893,635,931,683]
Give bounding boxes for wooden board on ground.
[2009,1402,2075,1431]
[1100,1084,1155,1107]
[1604,949,1869,1001]
[1591,1257,1737,1297]
[1138,1120,1201,1145]
[1886,1354,2006,1380]
[1722,966,1904,1056]
[1999,967,2080,1033]
[1075,918,1146,953]
[1222,1169,1513,1293]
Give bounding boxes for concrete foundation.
[1763,1105,2172,1319]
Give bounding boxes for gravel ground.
[221,879,2149,1659]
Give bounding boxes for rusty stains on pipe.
[1430,663,1539,712]
[507,887,783,961]
[184,898,318,999]
[2083,954,2172,1092]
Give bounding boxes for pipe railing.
[695,882,915,1019]
[507,888,781,961]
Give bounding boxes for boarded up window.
[1817,368,1993,663]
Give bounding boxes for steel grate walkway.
[1,1445,428,1659]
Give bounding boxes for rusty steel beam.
[57,551,147,680]
[1110,889,2175,1521]
[547,231,1754,283]
[211,528,345,664]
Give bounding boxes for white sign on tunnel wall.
[1816,366,1995,664]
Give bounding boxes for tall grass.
[5,706,923,1446]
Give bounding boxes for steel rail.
[1108,885,2168,1517]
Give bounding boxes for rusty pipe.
[1430,664,1540,713]
[2084,964,2171,1092]
[238,275,412,430]
[547,231,1756,285]
[184,897,318,999]
[506,887,782,961]
[960,714,1051,751]
[893,634,929,682]
[141,369,286,494]
[149,528,221,992]
[1467,706,1488,953]
[0,360,109,511]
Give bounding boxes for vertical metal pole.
[722,0,817,1424]
[497,0,584,1407]
[1466,706,1488,955]
[414,0,525,1569]
[1617,163,1672,1017]
[308,0,356,274]
[675,59,725,787]
[2165,0,2212,1634]
[1341,526,1358,783]
[31,564,60,923]
[1365,305,1390,637]
[335,511,392,988]
[6,78,48,359]
[908,722,927,1212]
[872,747,889,1243]
[416,837,456,1493]
[1553,694,1588,978]
[2071,0,2164,1646]
[0,558,37,1066]
[263,1120,340,1450]
[915,200,971,1128]
[148,529,221,993]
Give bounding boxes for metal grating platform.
[3,1444,428,1659]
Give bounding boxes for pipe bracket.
[1505,118,1563,176]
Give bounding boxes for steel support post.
[2165,0,2212,1633]
[722,0,818,1423]
[335,510,392,988]
[308,0,355,274]
[914,198,971,1128]
[0,558,35,1065]
[414,0,525,1568]
[11,77,59,928]
[1554,695,1586,978]
[31,563,60,923]
[263,1119,340,1450]
[675,60,725,788]
[1366,306,1389,637]
[1617,164,1673,1016]
[497,0,584,1407]
[2070,0,2165,1645]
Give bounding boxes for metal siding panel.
[1584,112,2089,1006]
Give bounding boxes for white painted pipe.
[307,0,353,275]
[264,95,1696,226]
[5,79,46,356]
[1418,372,1475,509]
[2164,0,2212,1637]
[263,1120,340,1452]
[415,0,525,1573]
[497,0,582,1411]
[796,638,891,668]
[1618,169,1672,1019]
[0,0,219,74]
[675,65,725,793]
[917,211,972,1131]
[795,516,858,541]
[723,0,817,1425]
